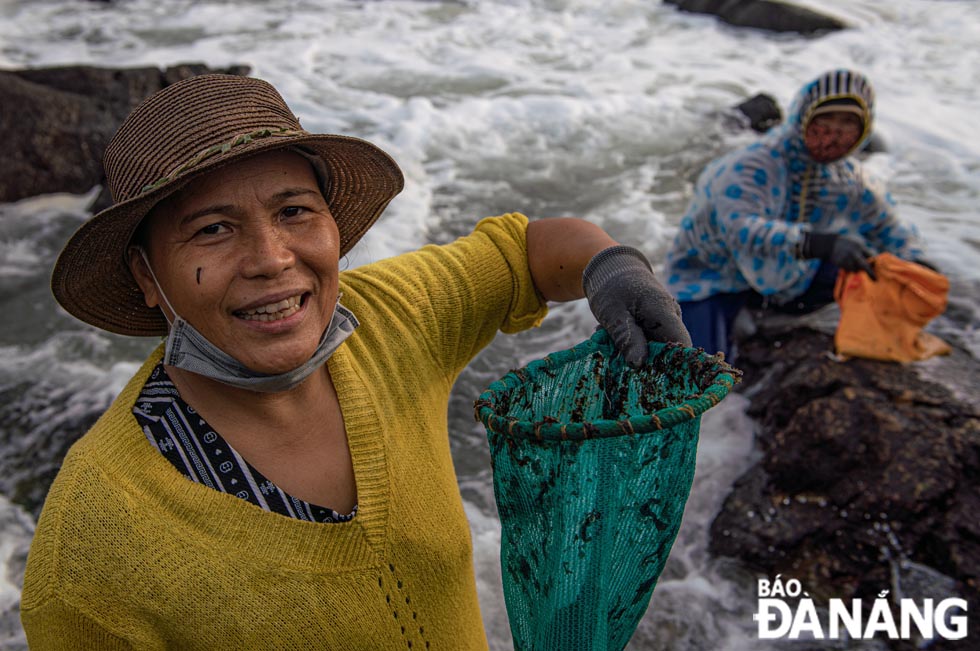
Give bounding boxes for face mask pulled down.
[139,250,357,393]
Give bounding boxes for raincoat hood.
[788,69,876,160]
[665,69,923,306]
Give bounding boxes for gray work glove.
[583,245,692,367]
[801,231,877,280]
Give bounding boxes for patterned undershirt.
[132,363,356,524]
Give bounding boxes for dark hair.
[290,146,333,200]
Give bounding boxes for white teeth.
[237,295,302,321]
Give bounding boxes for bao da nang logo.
[754,575,969,641]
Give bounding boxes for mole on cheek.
[196,268,202,285]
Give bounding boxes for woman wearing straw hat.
[21,74,689,648]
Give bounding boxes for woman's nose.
[239,225,295,278]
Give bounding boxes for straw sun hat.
[51,74,404,337]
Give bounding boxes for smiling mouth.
[235,294,305,322]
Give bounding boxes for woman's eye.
[281,206,306,219]
[198,223,229,236]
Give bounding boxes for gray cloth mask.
[139,250,357,393]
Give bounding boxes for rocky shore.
[711,307,979,649]
[0,63,249,208]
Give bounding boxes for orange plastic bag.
[834,253,951,362]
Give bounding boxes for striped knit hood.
[785,69,876,160]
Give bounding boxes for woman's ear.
[127,246,161,309]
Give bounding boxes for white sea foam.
[0,497,31,651]
[0,0,977,648]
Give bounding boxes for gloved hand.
[582,245,692,367]
[801,231,877,280]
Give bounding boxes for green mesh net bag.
[474,329,739,651]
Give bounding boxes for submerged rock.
[709,307,979,649]
[0,63,250,207]
[664,0,847,35]
[728,92,782,133]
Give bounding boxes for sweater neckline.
[94,341,389,573]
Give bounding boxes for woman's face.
[804,111,864,163]
[130,149,340,375]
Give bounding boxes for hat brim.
[51,132,404,337]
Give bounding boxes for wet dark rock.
[730,92,782,133]
[0,63,250,207]
[710,309,980,649]
[861,131,887,155]
[664,0,847,35]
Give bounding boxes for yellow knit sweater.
[21,213,548,650]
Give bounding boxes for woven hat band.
[103,75,304,203]
[139,128,309,194]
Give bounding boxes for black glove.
[582,245,692,367]
[801,231,877,280]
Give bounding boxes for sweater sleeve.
[21,597,134,650]
[339,212,549,376]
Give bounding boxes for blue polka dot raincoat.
[666,70,924,304]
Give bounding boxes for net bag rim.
[474,329,739,441]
